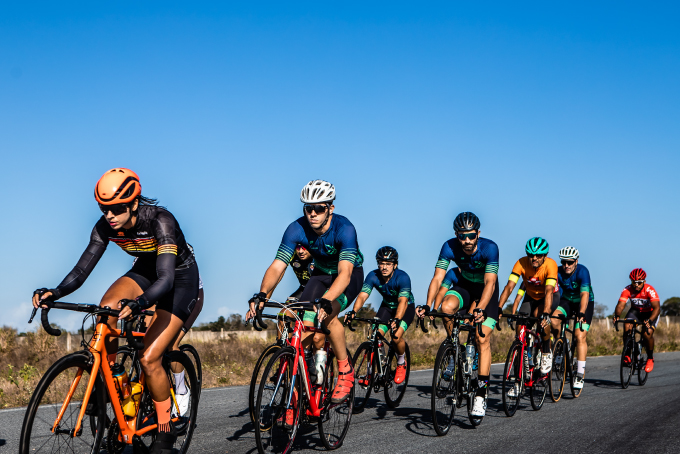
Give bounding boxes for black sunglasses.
[457,232,478,241]
[304,204,328,215]
[99,202,130,216]
[561,260,576,266]
[527,253,546,259]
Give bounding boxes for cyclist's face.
[561,259,577,274]
[457,230,479,254]
[377,261,396,277]
[296,246,311,260]
[305,203,333,230]
[101,200,137,229]
[528,254,546,269]
[631,279,645,291]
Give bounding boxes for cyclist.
[345,246,415,384]
[418,212,499,418]
[32,168,199,453]
[613,268,660,373]
[246,180,364,426]
[549,247,594,389]
[499,237,558,378]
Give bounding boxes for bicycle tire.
[530,370,548,411]
[318,348,354,450]
[254,346,301,454]
[134,350,199,454]
[384,343,410,408]
[351,341,375,413]
[20,352,107,454]
[502,341,522,417]
[431,341,457,436]
[620,337,634,389]
[569,354,584,398]
[180,344,203,396]
[637,342,649,386]
[549,338,566,402]
[249,343,282,424]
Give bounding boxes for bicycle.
[251,300,354,454]
[418,307,485,434]
[549,315,584,401]
[19,301,199,454]
[615,319,651,389]
[346,316,411,413]
[501,313,550,416]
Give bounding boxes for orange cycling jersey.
[508,257,559,300]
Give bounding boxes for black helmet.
[453,212,480,232]
[376,246,398,264]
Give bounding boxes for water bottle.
[122,382,143,418]
[465,343,475,375]
[314,350,327,385]
[523,350,530,376]
[527,349,533,367]
[472,350,479,371]
[111,363,131,402]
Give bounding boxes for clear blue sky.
[2,2,679,332]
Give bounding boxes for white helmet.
[300,180,335,204]
[559,246,579,260]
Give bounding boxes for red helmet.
[95,168,141,205]
[629,268,646,281]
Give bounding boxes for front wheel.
[620,336,634,389]
[20,352,107,454]
[549,338,566,402]
[637,342,649,386]
[180,344,203,397]
[351,342,375,413]
[318,348,354,450]
[431,341,458,436]
[569,352,584,398]
[530,371,548,411]
[502,342,522,417]
[250,344,282,424]
[384,343,410,408]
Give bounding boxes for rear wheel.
[569,349,584,398]
[254,347,301,454]
[637,342,649,386]
[620,337,634,389]
[250,344,282,424]
[318,348,354,450]
[502,342,522,417]
[19,352,107,454]
[530,371,548,411]
[351,342,375,413]
[549,338,566,402]
[384,343,410,408]
[431,341,457,436]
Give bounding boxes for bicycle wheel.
[549,338,566,402]
[134,350,199,454]
[502,341,522,417]
[249,344,282,424]
[351,341,375,413]
[318,348,354,450]
[569,353,584,398]
[431,341,457,436]
[530,370,548,411]
[20,352,107,454]
[255,347,301,454]
[620,336,634,389]
[180,344,203,396]
[637,342,649,386]
[384,343,410,408]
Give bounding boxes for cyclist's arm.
[511,284,525,314]
[499,279,517,313]
[324,260,353,303]
[433,284,449,312]
[259,259,288,296]
[579,291,589,316]
[543,284,555,314]
[476,272,498,311]
[351,291,370,314]
[650,298,661,323]
[267,266,288,299]
[394,296,408,321]
[425,267,447,308]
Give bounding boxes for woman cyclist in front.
[32,168,199,454]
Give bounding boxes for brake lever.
[28,307,38,324]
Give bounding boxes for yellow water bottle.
[123,382,143,417]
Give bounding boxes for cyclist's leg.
[440,290,464,336]
[100,275,146,363]
[299,274,334,348]
[574,300,593,375]
[474,282,497,398]
[169,287,204,375]
[640,312,656,358]
[540,294,555,353]
[517,296,532,336]
[551,297,568,341]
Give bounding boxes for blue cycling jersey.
[276,214,363,275]
[441,267,463,290]
[435,237,499,283]
[360,269,414,309]
[558,264,594,304]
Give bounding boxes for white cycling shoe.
[172,388,191,418]
[507,383,520,398]
[573,374,585,389]
[470,396,486,417]
[540,353,553,374]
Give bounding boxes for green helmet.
[525,237,549,255]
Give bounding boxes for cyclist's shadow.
[584,377,621,390]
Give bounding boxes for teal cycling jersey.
[441,267,463,290]
[435,237,499,283]
[361,269,414,309]
[558,264,594,304]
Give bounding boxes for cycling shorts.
[625,308,659,328]
[124,261,199,323]
[300,266,364,323]
[456,276,499,330]
[519,291,561,318]
[289,285,305,301]
[375,303,416,335]
[551,297,594,332]
[181,288,204,333]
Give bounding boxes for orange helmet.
[94,168,141,205]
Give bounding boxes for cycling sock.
[541,342,551,354]
[475,374,489,398]
[337,357,351,374]
[107,354,118,365]
[577,361,586,375]
[397,353,406,365]
[173,370,187,395]
[647,350,654,360]
[153,397,172,433]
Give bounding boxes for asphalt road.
[2,352,679,453]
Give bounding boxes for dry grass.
[2,321,679,408]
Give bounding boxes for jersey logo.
[118,232,125,236]
[137,231,148,235]
[325,245,337,254]
[292,262,301,268]
[528,277,542,285]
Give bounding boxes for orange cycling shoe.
[277,409,294,430]
[358,376,370,387]
[645,358,654,373]
[331,365,354,404]
[623,355,631,365]
[394,362,407,384]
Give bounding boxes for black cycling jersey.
[51,205,195,306]
[290,255,313,287]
